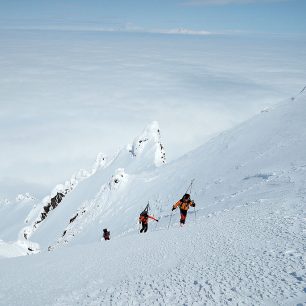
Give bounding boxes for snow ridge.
[50,168,129,250]
[18,152,108,253]
[13,122,166,253]
[129,121,166,167]
[40,123,166,250]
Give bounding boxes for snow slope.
[1,199,304,306]
[0,96,305,305]
[0,194,38,257]
[26,95,306,252]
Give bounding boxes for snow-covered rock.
[16,193,35,202]
[129,121,166,167]
[0,198,10,207]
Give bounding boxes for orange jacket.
[139,215,158,224]
[173,199,195,211]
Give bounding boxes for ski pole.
[194,206,197,223]
[154,217,159,231]
[298,85,306,95]
[168,211,173,230]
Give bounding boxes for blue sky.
[0,0,305,34]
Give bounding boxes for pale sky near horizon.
[0,0,305,34]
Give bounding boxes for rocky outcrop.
[39,192,65,222]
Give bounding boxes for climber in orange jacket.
[139,211,158,233]
[172,193,195,225]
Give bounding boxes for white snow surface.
[0,96,305,305]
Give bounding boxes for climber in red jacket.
[139,211,158,233]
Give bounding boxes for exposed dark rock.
[50,192,65,209]
[69,213,78,223]
[41,193,65,221]
[138,138,148,144]
[50,198,56,209]
[44,205,50,214]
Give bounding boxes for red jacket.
[139,214,158,224]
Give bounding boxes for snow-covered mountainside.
[0,97,305,305]
[0,121,166,255]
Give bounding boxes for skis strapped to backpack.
[185,179,195,195]
[140,202,150,216]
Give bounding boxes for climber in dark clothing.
[103,228,110,240]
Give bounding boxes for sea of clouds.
[0,28,305,199]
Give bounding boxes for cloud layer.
[1,29,305,198]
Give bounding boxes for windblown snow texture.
[0,97,305,305]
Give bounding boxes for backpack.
[139,211,148,223]
[179,199,192,210]
[140,210,148,216]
